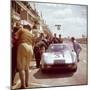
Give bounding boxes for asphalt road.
[12,44,88,89]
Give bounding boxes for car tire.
[41,69,46,73]
[71,66,77,72]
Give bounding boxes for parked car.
[40,43,78,72]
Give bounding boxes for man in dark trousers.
[34,41,46,68]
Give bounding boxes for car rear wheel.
[41,69,47,73]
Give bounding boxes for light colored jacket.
[73,40,81,53]
[15,28,34,45]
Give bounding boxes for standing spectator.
[15,25,34,88]
[58,34,63,43]
[45,36,51,47]
[71,37,82,62]
[52,33,59,43]
[11,22,21,86]
[36,33,45,43]
[33,40,47,68]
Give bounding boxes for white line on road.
[30,82,50,87]
[12,78,50,89]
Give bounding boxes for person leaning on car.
[71,37,82,62]
[33,40,47,68]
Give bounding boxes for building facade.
[11,1,52,38]
[11,1,40,27]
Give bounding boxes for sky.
[34,2,88,38]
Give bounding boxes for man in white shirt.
[71,37,82,62]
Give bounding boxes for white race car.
[41,43,78,72]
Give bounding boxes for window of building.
[11,1,21,14]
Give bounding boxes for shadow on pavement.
[33,69,74,79]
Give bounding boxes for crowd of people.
[11,22,82,89]
[33,32,64,68]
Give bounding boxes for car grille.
[54,60,65,64]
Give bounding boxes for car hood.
[43,51,73,64]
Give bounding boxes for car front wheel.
[71,65,77,72]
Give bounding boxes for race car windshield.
[47,44,69,52]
